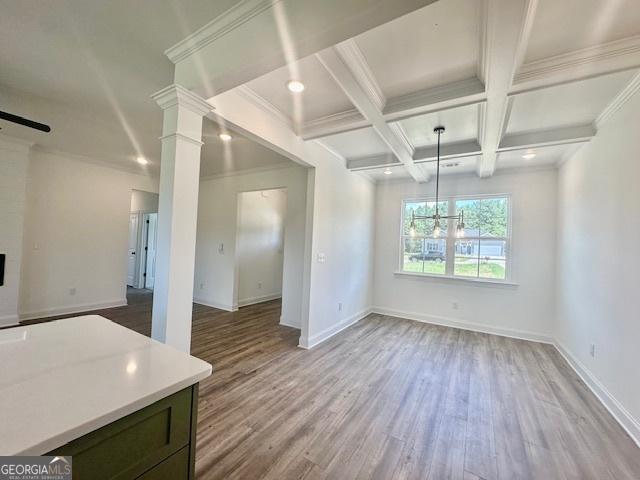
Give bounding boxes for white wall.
[236,188,286,306]
[19,150,158,319]
[556,91,640,439]
[373,169,557,341]
[305,155,376,347]
[130,189,159,213]
[0,137,30,325]
[195,165,308,328]
[210,89,376,347]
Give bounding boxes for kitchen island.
[0,315,212,479]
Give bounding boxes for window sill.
[393,271,519,287]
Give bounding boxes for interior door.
[127,213,139,286]
[144,213,158,289]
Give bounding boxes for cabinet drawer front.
[136,446,189,480]
[49,386,193,480]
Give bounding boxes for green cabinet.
[48,384,199,480]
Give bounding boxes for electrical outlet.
[589,344,596,358]
[317,253,326,263]
[199,283,204,290]
[69,287,76,296]
[452,302,459,310]
[218,243,224,254]
[338,302,343,312]
[258,281,262,289]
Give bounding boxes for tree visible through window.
[401,196,510,280]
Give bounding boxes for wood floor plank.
[21,289,640,480]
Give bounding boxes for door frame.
[139,213,158,289]
[127,213,140,287]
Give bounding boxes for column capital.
[151,84,213,116]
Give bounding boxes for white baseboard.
[193,297,237,312]
[279,315,300,329]
[372,306,553,344]
[370,306,637,447]
[554,341,640,447]
[238,293,282,308]
[299,307,373,349]
[19,299,128,321]
[0,313,19,327]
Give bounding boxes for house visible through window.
[401,195,510,280]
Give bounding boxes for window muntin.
[400,196,510,281]
[401,200,448,276]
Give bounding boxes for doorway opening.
[235,188,287,309]
[127,190,159,290]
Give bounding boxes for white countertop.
[0,315,212,455]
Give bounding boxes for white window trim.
[399,193,514,283]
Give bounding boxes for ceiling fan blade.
[0,110,51,133]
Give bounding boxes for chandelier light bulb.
[433,220,441,238]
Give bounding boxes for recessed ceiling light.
[287,80,305,93]
[383,168,392,175]
[522,151,536,160]
[219,133,232,142]
[136,156,148,165]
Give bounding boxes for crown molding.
[514,35,640,90]
[164,0,278,63]
[334,39,386,111]
[199,161,293,182]
[30,145,158,178]
[151,84,213,115]
[383,77,486,121]
[595,70,640,129]
[314,139,346,163]
[235,85,293,129]
[300,109,368,140]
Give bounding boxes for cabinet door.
[49,387,193,480]
[136,447,189,480]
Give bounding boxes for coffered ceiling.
[231,0,640,183]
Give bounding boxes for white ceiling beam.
[170,0,439,97]
[346,153,400,171]
[497,124,595,151]
[316,43,429,182]
[383,77,486,122]
[414,140,482,162]
[512,35,640,94]
[477,0,538,178]
[301,79,486,140]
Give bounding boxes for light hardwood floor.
[23,290,640,479]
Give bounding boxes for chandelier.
[409,126,465,238]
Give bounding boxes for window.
[400,195,510,281]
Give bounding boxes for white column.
[150,85,211,352]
